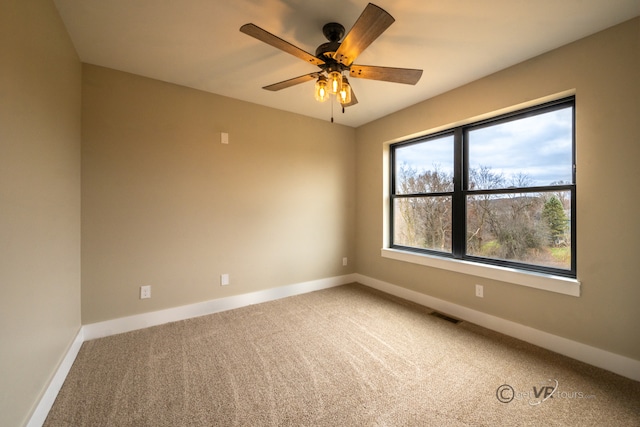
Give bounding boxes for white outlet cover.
[220,274,230,286]
[140,285,151,299]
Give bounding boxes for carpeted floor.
[44,283,640,426]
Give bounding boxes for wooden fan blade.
[240,23,325,66]
[349,65,423,85]
[263,73,320,91]
[333,3,395,66]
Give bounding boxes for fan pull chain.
[331,99,334,123]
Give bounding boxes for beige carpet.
[45,284,640,426]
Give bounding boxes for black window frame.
[390,97,576,278]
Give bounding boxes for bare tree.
[467,166,504,254]
[394,163,452,250]
[396,162,571,268]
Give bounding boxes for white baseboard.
[355,273,640,382]
[83,274,356,340]
[27,272,639,427]
[28,274,355,426]
[27,328,84,427]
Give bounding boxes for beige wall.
[0,1,82,426]
[1,2,637,424]
[81,64,356,324]
[355,18,640,360]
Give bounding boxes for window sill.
[381,248,580,297]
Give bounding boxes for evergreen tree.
[542,196,568,246]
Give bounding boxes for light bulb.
[328,71,342,94]
[338,76,351,105]
[314,75,329,102]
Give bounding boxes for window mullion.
[452,128,465,258]
[389,146,397,247]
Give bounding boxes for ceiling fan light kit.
[240,3,423,119]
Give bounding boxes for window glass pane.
[394,196,452,252]
[468,107,573,189]
[394,135,454,194]
[466,190,571,270]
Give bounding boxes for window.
[390,97,575,278]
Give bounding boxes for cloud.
[395,106,573,188]
[469,108,573,186]
[395,134,454,175]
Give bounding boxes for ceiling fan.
[240,3,423,112]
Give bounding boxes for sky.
[395,106,573,188]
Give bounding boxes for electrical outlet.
[475,284,484,298]
[343,257,348,266]
[140,285,151,299]
[220,274,230,286]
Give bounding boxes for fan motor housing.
[315,41,341,59]
[322,22,345,42]
[316,22,348,70]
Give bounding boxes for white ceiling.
[53,0,639,127]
